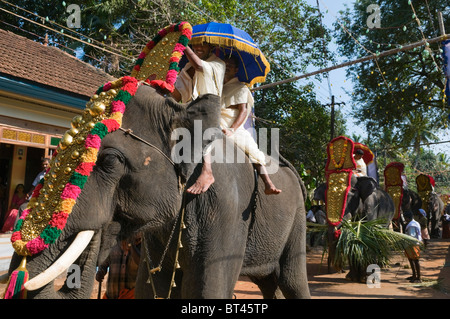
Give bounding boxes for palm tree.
[400,111,439,168]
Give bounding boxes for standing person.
[219,56,281,195]
[306,206,317,223]
[12,158,50,228]
[314,205,327,225]
[441,208,450,239]
[172,42,225,194]
[1,184,26,233]
[96,233,141,299]
[403,211,422,283]
[27,158,50,199]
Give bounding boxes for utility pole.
[322,95,345,141]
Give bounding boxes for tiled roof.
[0,29,115,98]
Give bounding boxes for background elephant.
[391,188,423,232]
[401,189,422,215]
[313,175,392,223]
[428,192,444,238]
[7,85,310,299]
[345,176,395,224]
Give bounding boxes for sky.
[304,0,450,155]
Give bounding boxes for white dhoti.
[353,158,367,177]
[221,78,266,166]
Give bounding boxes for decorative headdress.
[131,21,192,92]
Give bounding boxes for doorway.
[0,144,13,224]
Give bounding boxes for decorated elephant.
[401,189,422,215]
[5,84,310,299]
[346,176,395,224]
[313,175,393,224]
[428,192,444,238]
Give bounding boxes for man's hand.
[222,128,235,136]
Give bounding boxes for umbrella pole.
[97,280,102,299]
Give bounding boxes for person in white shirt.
[172,44,225,103]
[172,42,225,194]
[404,211,422,283]
[220,57,280,195]
[353,149,367,177]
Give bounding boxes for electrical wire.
[0,6,133,60]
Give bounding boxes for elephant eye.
[97,149,124,172]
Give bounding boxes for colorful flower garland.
[131,21,192,92]
[329,139,348,169]
[11,76,139,257]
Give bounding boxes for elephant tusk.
[24,230,95,291]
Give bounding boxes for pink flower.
[49,212,69,230]
[173,43,186,53]
[165,69,178,86]
[75,162,95,176]
[26,237,48,255]
[60,183,82,200]
[111,100,126,113]
[146,41,155,49]
[133,65,140,72]
[138,52,146,59]
[20,209,30,220]
[169,56,180,63]
[85,134,102,149]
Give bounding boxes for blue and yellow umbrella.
[190,22,270,86]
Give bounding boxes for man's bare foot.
[264,183,282,195]
[187,172,215,194]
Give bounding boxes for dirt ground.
[2,238,450,299]
[234,238,450,299]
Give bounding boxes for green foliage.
[0,0,345,186]
[334,0,450,134]
[335,219,419,269]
